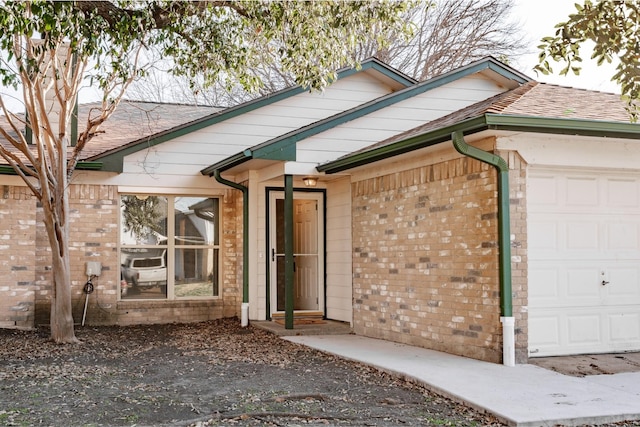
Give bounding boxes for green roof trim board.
[317,114,640,174]
[94,58,416,173]
[0,161,103,176]
[201,56,530,176]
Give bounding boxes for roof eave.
[201,150,253,176]
[485,114,640,138]
[94,59,417,173]
[201,58,530,178]
[0,161,103,176]
[318,116,489,174]
[319,114,640,174]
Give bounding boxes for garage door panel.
[609,313,640,344]
[528,169,640,357]
[607,222,640,251]
[530,262,600,308]
[567,315,601,345]
[567,268,601,299]
[529,268,558,300]
[606,266,640,303]
[529,221,557,252]
[528,175,557,205]
[566,177,598,206]
[607,179,639,207]
[566,221,600,251]
[529,316,560,349]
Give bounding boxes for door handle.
[602,280,610,286]
[271,248,275,262]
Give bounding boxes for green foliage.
[535,0,640,120]
[0,0,412,96]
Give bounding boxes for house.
[2,57,639,366]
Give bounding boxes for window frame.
[118,193,222,301]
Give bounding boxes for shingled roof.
[0,100,220,162]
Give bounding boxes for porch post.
[284,174,295,329]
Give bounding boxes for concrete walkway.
[284,335,640,427]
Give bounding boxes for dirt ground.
[0,318,638,427]
[529,351,640,377]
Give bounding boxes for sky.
[512,0,620,94]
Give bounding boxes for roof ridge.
[535,81,621,96]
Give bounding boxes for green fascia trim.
[202,58,527,176]
[318,116,489,173]
[0,161,103,175]
[485,114,640,138]
[253,142,296,161]
[320,113,640,174]
[76,161,103,170]
[202,150,252,176]
[201,142,297,176]
[360,57,417,86]
[486,60,531,84]
[96,59,415,173]
[0,165,18,175]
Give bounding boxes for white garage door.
[528,169,640,357]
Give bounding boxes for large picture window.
[119,195,220,300]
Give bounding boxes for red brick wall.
[351,148,526,363]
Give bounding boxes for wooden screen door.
[269,191,324,315]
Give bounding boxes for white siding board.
[93,172,217,189]
[115,71,395,187]
[325,177,353,323]
[178,122,296,138]
[296,74,505,164]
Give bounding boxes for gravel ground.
[0,318,638,427]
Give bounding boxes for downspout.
[213,170,250,327]
[451,131,515,367]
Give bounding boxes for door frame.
[266,186,326,320]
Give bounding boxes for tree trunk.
[42,186,78,344]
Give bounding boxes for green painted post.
[284,175,295,329]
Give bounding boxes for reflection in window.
[175,248,219,297]
[174,197,219,245]
[120,195,220,300]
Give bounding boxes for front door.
[269,191,324,315]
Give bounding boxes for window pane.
[120,195,168,246]
[175,248,219,297]
[120,248,167,300]
[174,197,219,245]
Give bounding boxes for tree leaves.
[536,0,640,120]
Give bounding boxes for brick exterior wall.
[7,183,243,328]
[224,187,242,318]
[351,146,528,363]
[0,185,37,328]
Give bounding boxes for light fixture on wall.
[302,177,318,187]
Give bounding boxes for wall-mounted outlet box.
[86,261,102,277]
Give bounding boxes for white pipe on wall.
[501,316,516,367]
[241,302,249,327]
